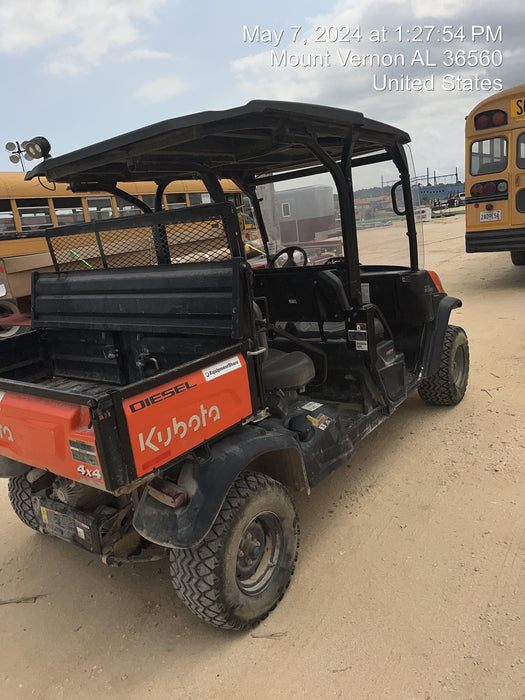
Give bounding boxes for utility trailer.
[0,101,469,630]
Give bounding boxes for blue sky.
[1,0,523,183]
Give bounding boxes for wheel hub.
[452,345,467,385]
[235,513,284,596]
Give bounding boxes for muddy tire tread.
[169,471,299,630]
[418,325,469,406]
[8,475,40,531]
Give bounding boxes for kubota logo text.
[138,402,221,453]
[0,424,14,443]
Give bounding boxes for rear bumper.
[466,227,525,252]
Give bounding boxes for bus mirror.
[391,181,406,216]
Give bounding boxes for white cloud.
[121,49,173,62]
[231,0,522,180]
[0,0,170,74]
[136,76,187,101]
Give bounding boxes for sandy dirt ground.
[0,213,524,700]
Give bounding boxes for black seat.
[262,349,315,391]
[253,304,315,391]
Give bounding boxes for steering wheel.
[323,256,345,265]
[269,246,308,268]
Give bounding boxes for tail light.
[474,110,507,130]
[148,477,187,508]
[470,180,507,197]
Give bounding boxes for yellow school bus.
[465,83,525,265]
[0,172,250,336]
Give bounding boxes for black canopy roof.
[26,100,410,188]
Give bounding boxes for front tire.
[418,325,469,405]
[8,474,40,531]
[169,471,299,630]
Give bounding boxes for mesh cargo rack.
[44,202,245,272]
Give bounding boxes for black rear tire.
[418,325,469,406]
[169,471,299,630]
[511,250,525,266]
[8,474,40,531]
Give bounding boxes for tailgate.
[0,391,103,486]
[0,350,255,491]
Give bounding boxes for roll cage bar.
[26,100,420,305]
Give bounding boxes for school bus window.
[166,193,186,210]
[470,136,507,176]
[188,192,212,206]
[140,194,156,210]
[115,195,141,217]
[86,196,113,221]
[53,197,84,226]
[516,133,525,169]
[0,200,15,234]
[16,198,52,232]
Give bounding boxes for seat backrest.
[253,267,351,325]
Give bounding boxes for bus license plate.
[480,210,501,222]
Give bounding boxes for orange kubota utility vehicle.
[0,102,469,630]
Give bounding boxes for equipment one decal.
[202,356,242,381]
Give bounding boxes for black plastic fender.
[132,423,305,549]
[421,295,462,377]
[0,455,30,478]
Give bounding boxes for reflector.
[148,477,187,508]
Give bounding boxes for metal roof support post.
[200,172,227,204]
[234,178,272,261]
[301,134,362,306]
[154,180,171,211]
[94,184,152,214]
[248,191,272,259]
[388,143,419,271]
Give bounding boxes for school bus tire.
[510,250,525,266]
[168,471,299,630]
[418,325,469,406]
[8,474,41,532]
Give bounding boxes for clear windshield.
[257,171,343,265]
[255,144,422,269]
[352,145,422,268]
